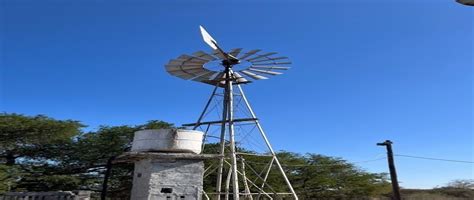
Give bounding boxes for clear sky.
[1,0,472,189]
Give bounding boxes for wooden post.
[101,156,116,200]
[377,140,402,200]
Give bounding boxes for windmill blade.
[209,73,227,85]
[252,61,292,66]
[167,69,198,80]
[177,54,209,62]
[232,71,250,83]
[209,72,224,81]
[212,49,228,60]
[165,65,203,72]
[165,64,203,68]
[229,48,243,57]
[249,66,290,70]
[170,67,206,75]
[193,71,219,82]
[239,49,261,60]
[240,70,268,80]
[246,52,278,61]
[169,55,208,66]
[166,57,206,66]
[248,68,283,75]
[168,60,204,66]
[190,71,216,81]
[193,50,218,61]
[165,55,214,81]
[168,56,207,66]
[251,56,289,63]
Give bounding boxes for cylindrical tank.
[131,129,203,154]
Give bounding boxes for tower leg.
[241,158,253,200]
[237,85,299,200]
[227,70,240,200]
[225,167,232,200]
[216,84,229,200]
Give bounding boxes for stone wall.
[0,191,91,200]
[131,158,204,200]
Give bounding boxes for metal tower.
[165,26,298,200]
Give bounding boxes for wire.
[395,154,474,164]
[244,157,387,167]
[353,157,387,164]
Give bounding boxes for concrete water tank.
[131,129,204,154]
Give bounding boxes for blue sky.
[1,0,472,189]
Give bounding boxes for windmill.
[165,26,298,200]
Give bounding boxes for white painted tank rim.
[133,138,202,142]
[131,128,204,154]
[135,129,203,134]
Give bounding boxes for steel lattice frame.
[185,84,298,200]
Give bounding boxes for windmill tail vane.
[165,25,298,200]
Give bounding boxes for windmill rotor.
[165,25,291,87]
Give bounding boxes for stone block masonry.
[131,158,204,200]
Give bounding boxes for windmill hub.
[222,56,240,67]
[230,60,253,71]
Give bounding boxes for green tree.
[0,113,174,196]
[0,113,84,192]
[0,165,21,193]
[0,113,83,165]
[201,146,390,199]
[445,179,474,190]
[289,153,391,199]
